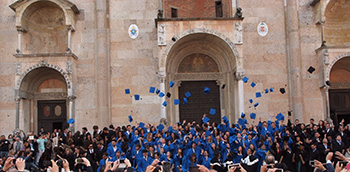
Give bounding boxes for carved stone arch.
[326,53,350,81]
[10,0,79,30]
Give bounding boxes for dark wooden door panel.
[179,81,221,124]
[38,100,67,133]
[330,90,350,125]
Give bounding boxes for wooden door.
[38,100,67,133]
[329,89,350,124]
[179,81,221,124]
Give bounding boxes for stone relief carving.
[174,73,223,81]
[234,22,243,44]
[235,69,245,80]
[16,63,21,75]
[158,24,166,46]
[323,49,329,65]
[66,60,73,74]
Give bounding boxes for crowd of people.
[1,114,350,172]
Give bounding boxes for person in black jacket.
[241,148,259,172]
[210,150,225,172]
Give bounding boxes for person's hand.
[151,159,160,166]
[48,160,59,172]
[124,158,132,168]
[81,157,91,167]
[111,161,119,171]
[314,160,326,171]
[104,161,113,172]
[197,164,210,172]
[327,152,334,161]
[335,162,344,172]
[3,157,15,171]
[15,158,25,171]
[336,151,347,161]
[260,164,268,172]
[62,159,70,172]
[145,165,157,172]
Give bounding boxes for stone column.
[16,27,24,54]
[95,0,110,127]
[324,86,330,120]
[159,74,166,119]
[235,70,245,120]
[68,95,76,131]
[67,26,72,53]
[15,97,20,129]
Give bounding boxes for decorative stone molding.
[234,68,245,80]
[326,53,350,81]
[34,92,67,100]
[323,49,329,65]
[234,22,243,44]
[16,63,21,75]
[66,60,73,74]
[174,73,223,81]
[158,24,166,46]
[67,95,76,101]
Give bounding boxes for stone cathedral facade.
[0,0,349,134]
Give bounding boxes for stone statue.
[234,22,243,44]
[16,63,21,75]
[66,60,73,74]
[158,24,166,46]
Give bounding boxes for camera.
[275,169,284,172]
[75,158,84,164]
[339,161,348,167]
[309,160,315,166]
[267,164,273,168]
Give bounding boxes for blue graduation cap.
[270,87,274,92]
[125,89,130,94]
[204,87,211,94]
[159,92,165,97]
[242,76,249,83]
[169,80,175,88]
[250,113,256,119]
[241,112,245,118]
[203,116,210,123]
[209,108,216,115]
[205,130,211,136]
[249,99,253,104]
[265,89,269,94]
[251,82,256,88]
[149,87,156,93]
[156,89,160,94]
[222,116,229,123]
[256,92,262,98]
[254,102,259,107]
[183,98,188,104]
[185,91,191,98]
[162,101,167,106]
[174,99,180,105]
[157,124,164,131]
[238,118,246,126]
[134,94,140,100]
[138,122,145,128]
[128,115,133,122]
[67,118,75,124]
[276,113,285,121]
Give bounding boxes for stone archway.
[15,62,74,133]
[162,29,243,124]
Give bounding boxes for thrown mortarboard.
[174,99,180,105]
[242,76,249,83]
[254,102,259,107]
[241,112,245,118]
[67,118,75,124]
[162,101,167,106]
[276,113,285,121]
[307,66,315,74]
[128,115,133,122]
[209,108,216,115]
[125,89,130,94]
[238,118,246,126]
[265,89,269,94]
[138,122,145,128]
[159,92,165,97]
[166,92,171,98]
[203,116,210,123]
[280,88,286,94]
[185,91,191,98]
[183,98,188,104]
[157,124,164,131]
[222,116,229,123]
[249,99,253,104]
[156,89,160,94]
[256,92,262,98]
[251,82,256,88]
[134,94,140,100]
[149,87,156,93]
[250,113,256,119]
[270,87,274,92]
[204,87,211,94]
[169,80,175,87]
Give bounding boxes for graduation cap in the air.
[238,118,246,126]
[265,89,269,94]
[169,80,175,88]
[250,113,256,119]
[185,91,191,98]
[149,87,155,93]
[156,89,160,94]
[254,102,259,107]
[251,82,256,88]
[222,116,229,124]
[162,101,167,106]
[159,92,165,97]
[166,92,171,98]
[174,99,180,105]
[307,66,315,74]
[249,99,253,104]
[128,115,133,122]
[276,113,285,121]
[125,89,130,94]
[183,98,188,104]
[209,108,216,115]
[280,88,286,94]
[157,124,165,131]
[241,112,245,118]
[270,87,274,92]
[203,116,210,123]
[242,76,249,83]
[134,94,140,100]
[67,118,75,124]
[204,87,211,94]
[256,92,262,98]
[138,122,145,128]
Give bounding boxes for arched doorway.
[329,56,350,124]
[165,32,240,124]
[17,66,69,133]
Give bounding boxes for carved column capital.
[67,95,76,101]
[15,97,21,102]
[234,69,245,80]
